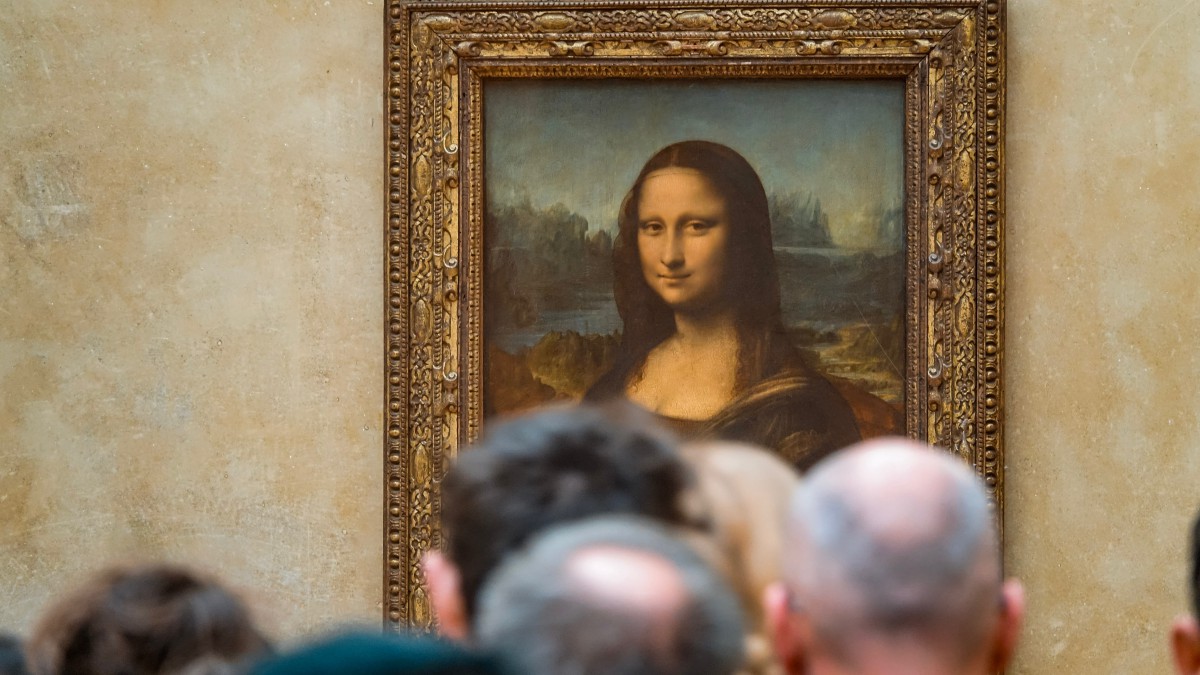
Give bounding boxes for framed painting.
[384,0,1006,628]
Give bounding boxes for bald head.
[568,545,689,648]
[781,438,1002,669]
[476,517,745,675]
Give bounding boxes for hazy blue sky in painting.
[484,79,904,250]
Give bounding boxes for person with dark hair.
[765,438,1024,675]
[475,516,745,675]
[422,404,704,639]
[0,634,29,675]
[1171,509,1200,674]
[250,631,503,675]
[24,564,271,675]
[584,140,860,471]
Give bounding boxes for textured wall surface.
[1004,0,1200,672]
[0,2,384,638]
[2,0,1198,670]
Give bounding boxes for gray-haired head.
[782,438,1001,668]
[475,516,746,675]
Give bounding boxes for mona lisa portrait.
[483,80,905,471]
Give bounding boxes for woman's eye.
[639,222,664,234]
[686,220,714,233]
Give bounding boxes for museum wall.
[0,2,385,635]
[1003,0,1200,671]
[1,1,1197,671]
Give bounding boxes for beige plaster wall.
[1,0,1198,670]
[0,1,384,638]
[1004,0,1200,672]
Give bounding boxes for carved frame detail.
[384,0,1005,629]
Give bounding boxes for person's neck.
[803,643,989,675]
[805,659,975,675]
[670,308,737,350]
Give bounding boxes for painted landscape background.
[483,80,906,432]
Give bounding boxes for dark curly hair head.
[440,404,703,618]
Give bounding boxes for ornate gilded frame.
[384,0,1005,629]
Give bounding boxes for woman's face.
[636,168,731,314]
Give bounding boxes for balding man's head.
[767,438,1023,675]
[476,517,745,675]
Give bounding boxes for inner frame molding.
[384,0,1005,630]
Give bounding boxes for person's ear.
[988,578,1026,672]
[421,551,469,641]
[764,582,808,675]
[1171,614,1200,674]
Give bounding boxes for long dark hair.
[587,140,804,400]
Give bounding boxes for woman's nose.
[660,228,684,267]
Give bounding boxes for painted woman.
[585,140,861,470]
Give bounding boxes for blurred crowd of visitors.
[3,404,1197,675]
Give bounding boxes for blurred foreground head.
[766,438,1023,675]
[424,404,700,638]
[1170,507,1200,674]
[683,440,800,623]
[476,516,745,675]
[0,633,28,675]
[26,563,270,675]
[682,440,800,674]
[250,632,502,675]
